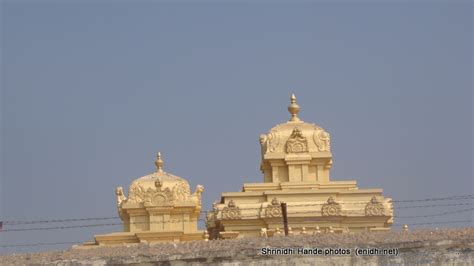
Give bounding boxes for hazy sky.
[1,1,472,254]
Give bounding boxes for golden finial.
[288,93,301,122]
[155,152,164,172]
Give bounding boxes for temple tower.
[259,93,332,184]
[206,94,394,239]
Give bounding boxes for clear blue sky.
[1,1,472,254]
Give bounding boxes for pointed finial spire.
[155,152,164,172]
[288,93,301,122]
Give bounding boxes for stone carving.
[259,134,266,146]
[321,196,342,216]
[265,198,282,218]
[191,185,204,206]
[173,180,191,201]
[128,182,147,203]
[194,185,204,198]
[127,178,188,206]
[324,159,333,170]
[286,128,308,153]
[203,230,210,241]
[205,201,219,227]
[205,213,215,228]
[260,130,280,153]
[212,201,219,212]
[115,187,127,207]
[365,196,385,216]
[221,200,241,220]
[148,179,173,205]
[314,226,321,234]
[301,227,307,235]
[275,228,283,236]
[313,127,331,151]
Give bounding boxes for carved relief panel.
[321,196,342,216]
[286,128,308,153]
[365,196,385,216]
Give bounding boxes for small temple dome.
[118,152,202,207]
[93,152,205,246]
[259,94,331,156]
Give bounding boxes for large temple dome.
[259,94,331,157]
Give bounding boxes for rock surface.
[1,228,473,265]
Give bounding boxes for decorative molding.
[365,196,385,216]
[313,127,331,152]
[221,200,241,220]
[127,178,194,206]
[321,196,342,216]
[260,130,280,153]
[265,198,282,218]
[286,128,308,153]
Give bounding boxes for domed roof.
[259,94,331,157]
[125,153,193,206]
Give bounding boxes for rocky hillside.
[1,228,473,265]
